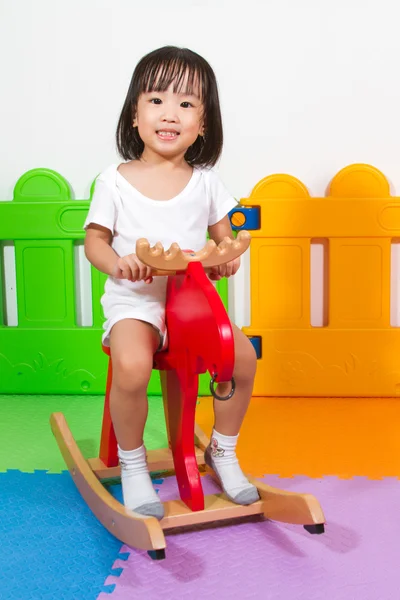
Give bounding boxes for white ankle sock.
[208,429,259,504]
[118,444,164,519]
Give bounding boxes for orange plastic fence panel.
[243,164,400,398]
[249,237,311,330]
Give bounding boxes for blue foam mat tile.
[101,584,117,595]
[0,470,123,600]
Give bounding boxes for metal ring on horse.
[209,373,236,401]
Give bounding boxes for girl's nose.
[162,113,178,123]
[161,104,178,123]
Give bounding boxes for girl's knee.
[112,353,153,392]
[234,333,257,382]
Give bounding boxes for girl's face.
[133,78,204,162]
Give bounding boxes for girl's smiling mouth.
[156,130,180,140]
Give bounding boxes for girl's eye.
[150,98,162,104]
[180,101,193,108]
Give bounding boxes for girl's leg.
[207,323,259,505]
[213,323,257,436]
[109,319,163,518]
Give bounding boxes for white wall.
[1,0,400,326]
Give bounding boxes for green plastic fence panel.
[0,169,107,394]
[0,329,108,394]
[0,168,230,395]
[15,239,76,328]
[0,246,4,326]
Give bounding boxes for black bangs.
[116,46,223,167]
[140,57,207,99]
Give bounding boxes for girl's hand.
[112,253,153,283]
[209,257,241,281]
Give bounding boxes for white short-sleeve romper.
[84,164,237,347]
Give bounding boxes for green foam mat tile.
[0,395,167,473]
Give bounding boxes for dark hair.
[116,46,223,167]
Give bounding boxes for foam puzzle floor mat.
[0,394,167,473]
[2,470,399,599]
[103,474,400,600]
[0,469,123,599]
[1,394,400,599]
[196,395,400,478]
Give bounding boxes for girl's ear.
[132,113,138,127]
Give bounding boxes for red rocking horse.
[51,231,325,560]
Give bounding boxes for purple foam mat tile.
[157,472,222,500]
[97,475,400,600]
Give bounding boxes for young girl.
[84,46,259,520]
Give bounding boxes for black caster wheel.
[304,523,325,535]
[147,549,166,560]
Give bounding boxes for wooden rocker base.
[50,412,326,559]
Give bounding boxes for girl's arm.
[84,223,153,282]
[208,215,234,244]
[208,215,240,280]
[84,224,119,276]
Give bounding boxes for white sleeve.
[206,170,239,226]
[83,176,116,233]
